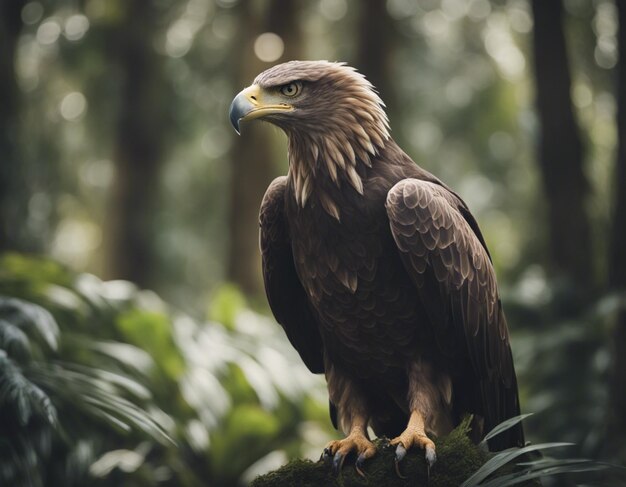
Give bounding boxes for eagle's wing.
[260,176,325,374]
[385,178,523,450]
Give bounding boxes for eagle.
[229,60,524,474]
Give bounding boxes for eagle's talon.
[320,447,332,464]
[323,432,375,475]
[425,446,436,467]
[394,458,407,479]
[355,454,367,478]
[332,451,346,474]
[394,444,408,478]
[395,443,407,462]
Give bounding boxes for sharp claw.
[394,444,407,479]
[426,446,437,481]
[332,452,346,474]
[394,458,407,479]
[425,446,436,467]
[395,444,407,462]
[321,448,332,464]
[355,454,367,478]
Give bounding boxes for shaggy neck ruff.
[283,68,390,220]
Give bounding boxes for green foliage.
[506,285,616,457]
[0,291,172,486]
[479,414,534,448]
[462,413,620,487]
[117,308,185,380]
[209,284,249,330]
[0,253,331,486]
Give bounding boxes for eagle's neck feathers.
[286,80,390,221]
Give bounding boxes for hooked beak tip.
[229,91,252,135]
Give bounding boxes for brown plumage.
[229,60,524,466]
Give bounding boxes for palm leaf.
[73,339,155,376]
[28,363,174,444]
[53,362,152,399]
[461,442,574,486]
[479,413,534,449]
[478,458,612,487]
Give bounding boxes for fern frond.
[0,351,56,425]
[0,319,32,362]
[28,363,173,444]
[0,297,58,351]
[66,337,155,376]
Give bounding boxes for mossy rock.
[252,418,488,487]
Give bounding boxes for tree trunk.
[104,0,169,287]
[226,0,301,296]
[354,1,396,114]
[530,0,594,290]
[0,1,26,251]
[606,0,626,463]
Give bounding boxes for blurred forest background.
[1,0,625,485]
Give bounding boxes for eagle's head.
[229,61,391,213]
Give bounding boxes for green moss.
[252,417,487,487]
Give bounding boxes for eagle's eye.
[280,82,301,97]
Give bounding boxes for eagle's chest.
[287,192,420,367]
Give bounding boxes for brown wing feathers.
[260,176,325,373]
[386,178,523,449]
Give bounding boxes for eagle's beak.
[229,84,294,135]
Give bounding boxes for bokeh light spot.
[166,20,193,57]
[60,92,87,121]
[64,14,90,41]
[421,10,449,38]
[594,41,617,69]
[52,218,102,269]
[467,0,491,21]
[508,6,533,33]
[37,19,62,45]
[441,0,468,21]
[21,2,44,25]
[254,33,284,63]
[483,15,526,80]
